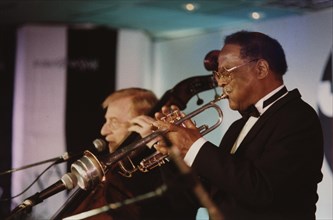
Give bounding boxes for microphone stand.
[1,139,107,176]
[164,137,224,220]
[0,153,70,176]
[6,192,45,219]
[62,184,167,220]
[6,173,77,220]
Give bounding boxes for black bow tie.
[240,105,260,119]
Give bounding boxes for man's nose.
[100,123,110,136]
[218,79,227,88]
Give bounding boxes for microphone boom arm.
[6,173,77,220]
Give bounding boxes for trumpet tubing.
[127,93,227,175]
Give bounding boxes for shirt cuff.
[184,137,207,166]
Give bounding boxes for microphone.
[55,138,108,164]
[6,139,107,219]
[92,138,108,153]
[7,173,77,219]
[36,173,77,202]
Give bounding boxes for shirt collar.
[255,85,287,115]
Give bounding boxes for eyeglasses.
[213,59,258,82]
[106,117,129,130]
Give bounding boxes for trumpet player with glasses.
[138,31,324,220]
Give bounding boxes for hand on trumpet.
[153,105,202,158]
[128,115,164,149]
[128,115,173,157]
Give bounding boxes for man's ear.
[256,59,269,79]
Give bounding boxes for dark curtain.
[0,26,16,218]
[65,27,117,161]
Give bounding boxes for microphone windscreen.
[61,173,77,190]
[93,138,107,153]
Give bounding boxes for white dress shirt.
[184,85,287,166]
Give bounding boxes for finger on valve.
[161,105,173,115]
[147,121,170,149]
[146,134,163,149]
[153,141,169,155]
[156,105,170,119]
[157,105,182,124]
[129,115,156,138]
[154,105,169,121]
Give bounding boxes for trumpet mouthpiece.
[215,93,228,101]
[213,93,228,103]
[220,93,228,99]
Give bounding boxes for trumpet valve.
[138,152,169,172]
[160,110,182,124]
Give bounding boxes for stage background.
[0,7,332,220]
[0,25,117,219]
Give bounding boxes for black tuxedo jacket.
[192,89,324,220]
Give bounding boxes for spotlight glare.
[185,3,196,12]
[251,12,261,20]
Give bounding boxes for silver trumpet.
[137,93,227,172]
[70,94,227,189]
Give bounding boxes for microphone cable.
[0,160,57,202]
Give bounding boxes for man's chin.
[228,100,237,111]
[108,143,118,153]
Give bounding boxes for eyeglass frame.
[213,59,259,81]
[105,117,130,130]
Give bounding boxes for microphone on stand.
[55,138,108,164]
[5,139,107,219]
[51,138,108,164]
[6,173,77,220]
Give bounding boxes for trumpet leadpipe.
[171,93,226,135]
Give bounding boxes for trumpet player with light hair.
[101,87,158,153]
[142,31,324,220]
[68,87,199,220]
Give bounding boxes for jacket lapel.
[234,89,301,153]
[220,117,248,153]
